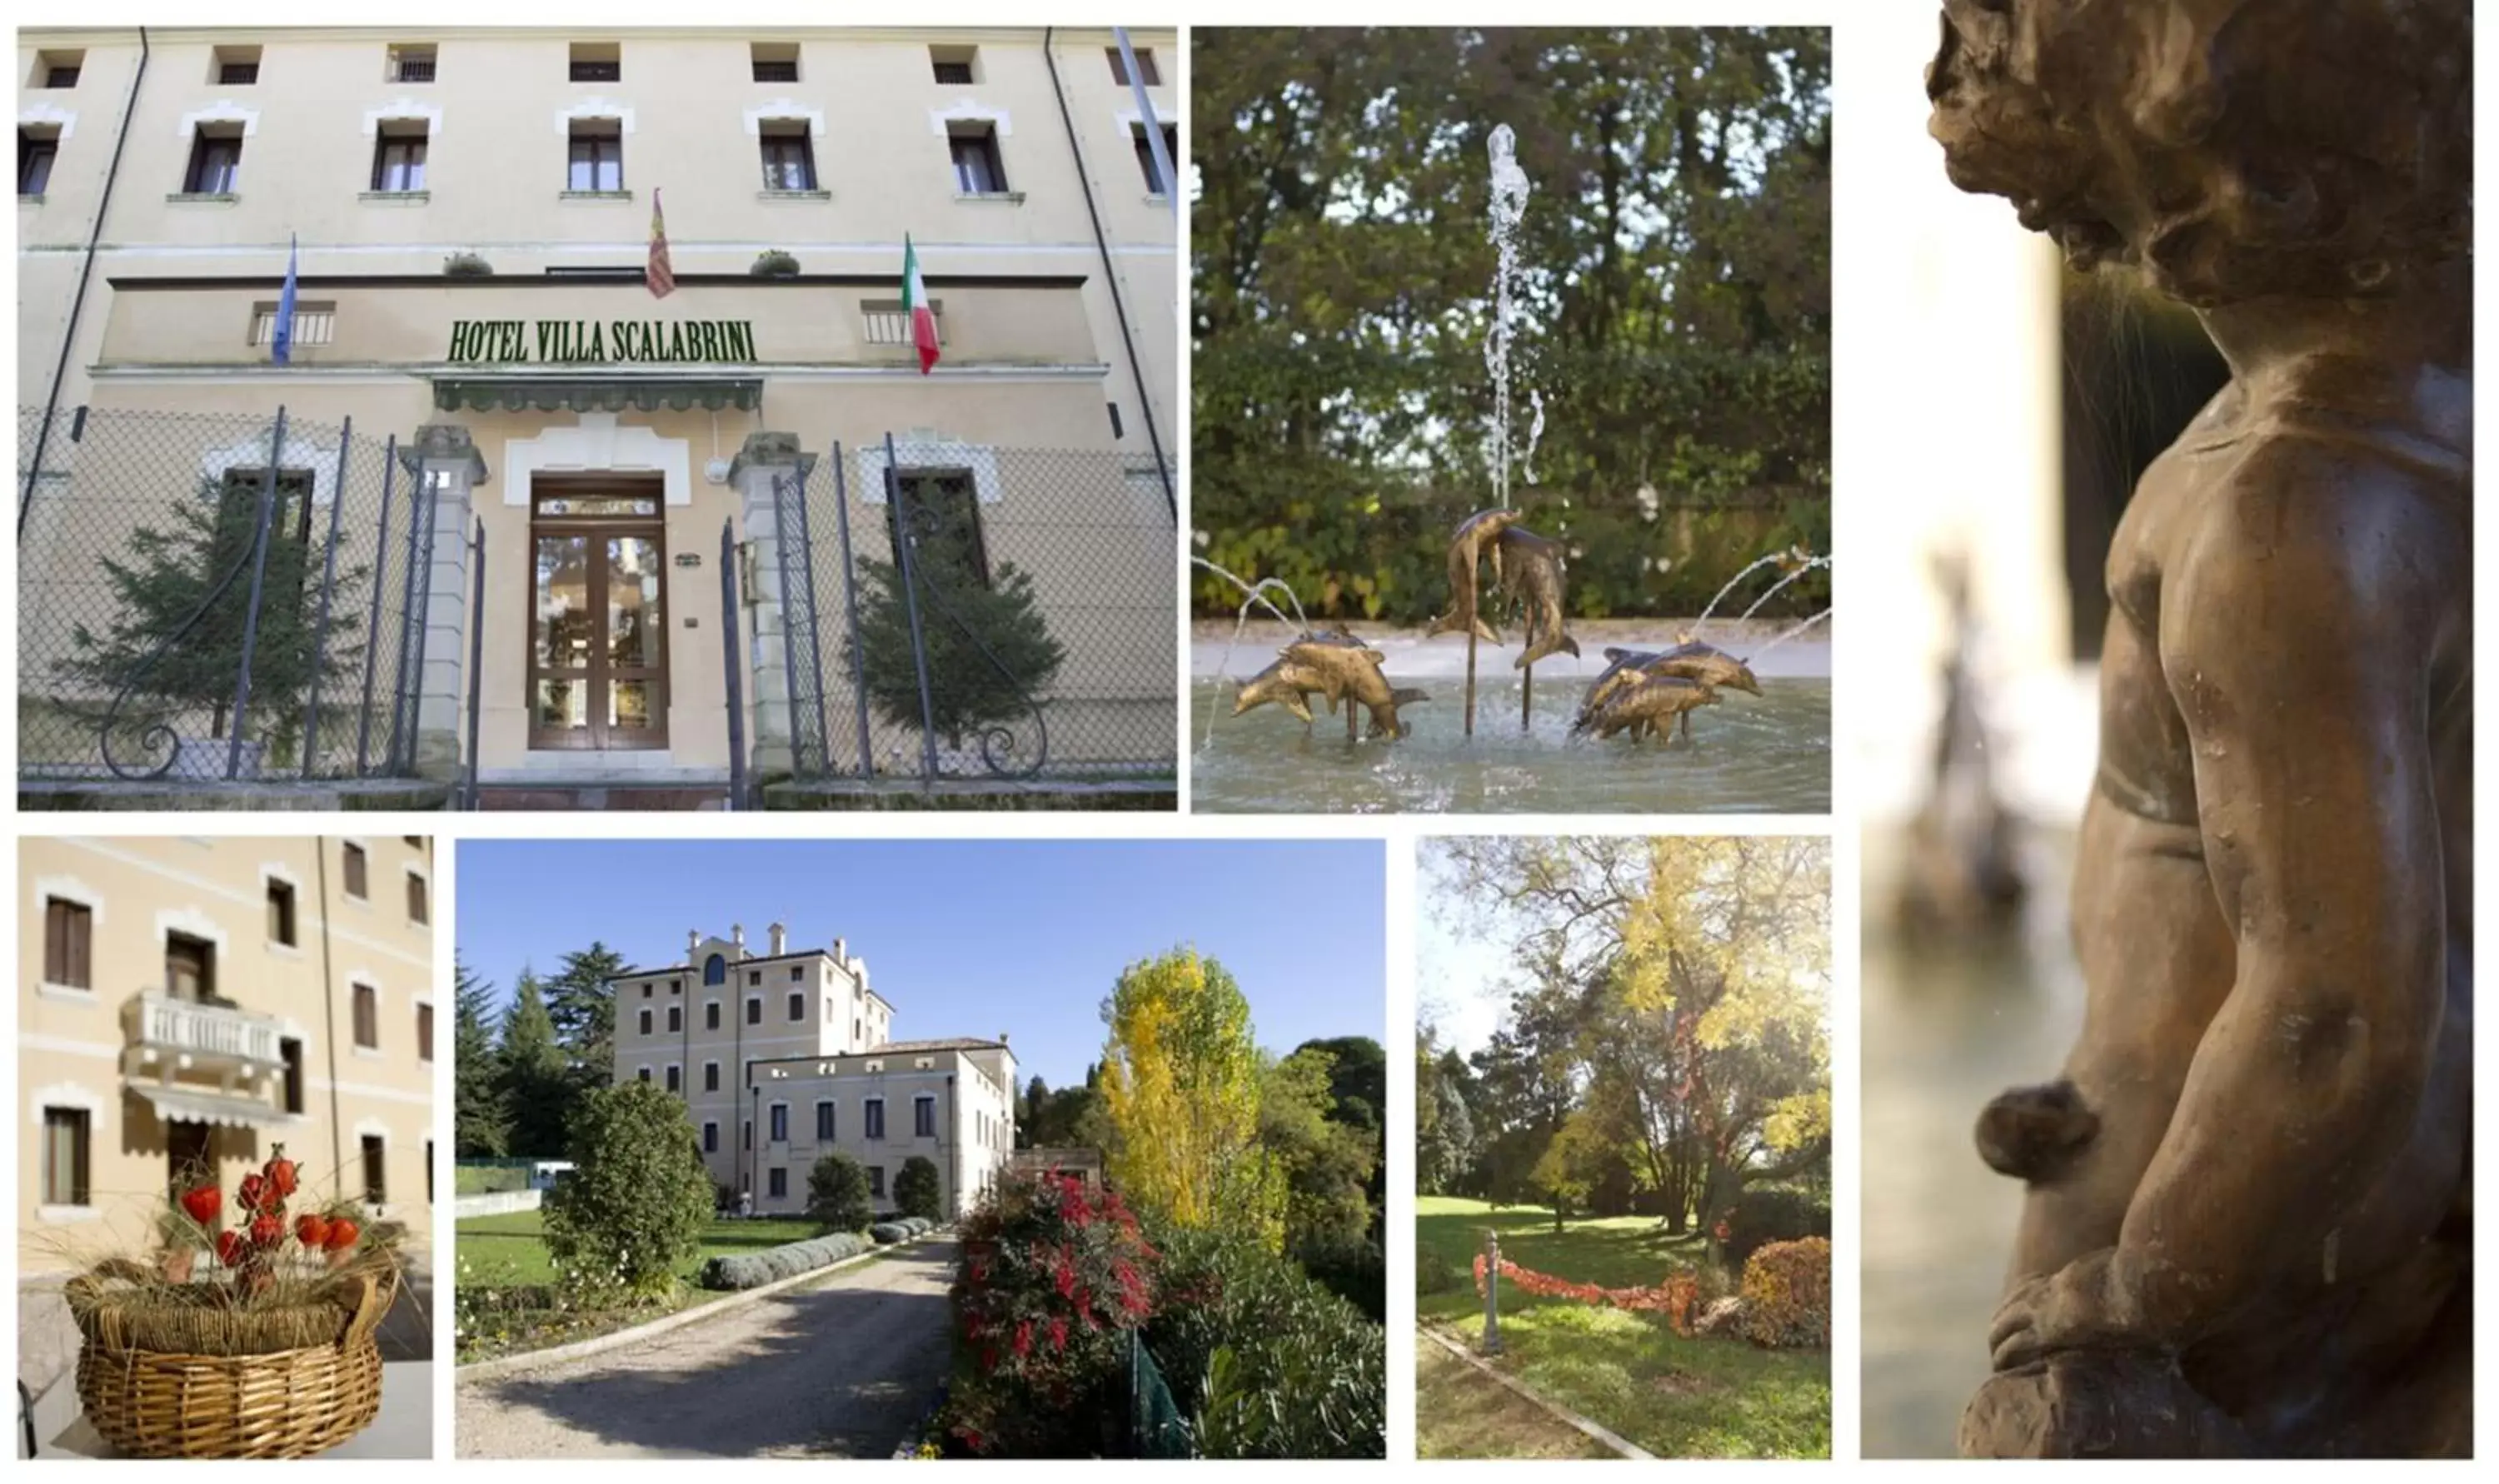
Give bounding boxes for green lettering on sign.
[445,318,757,365]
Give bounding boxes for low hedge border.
[871,1217,936,1245]
[701,1218,941,1289]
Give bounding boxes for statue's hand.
[1988,1247,2151,1369]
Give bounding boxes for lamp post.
[1481,1228,1503,1355]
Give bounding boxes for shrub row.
[701,1230,871,1290]
[870,1217,937,1244]
[1720,1184,1831,1269]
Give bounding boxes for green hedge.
[700,1230,871,1290]
[870,1217,935,1244]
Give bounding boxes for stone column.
[727,431,806,778]
[399,425,486,781]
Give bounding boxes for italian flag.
[902,233,940,375]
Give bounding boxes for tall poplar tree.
[1098,948,1284,1249]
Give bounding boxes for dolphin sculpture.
[1494,525,1580,669]
[1572,675,1720,743]
[1284,635,1430,740]
[1424,508,1522,643]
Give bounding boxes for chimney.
[769,922,787,956]
[833,936,846,966]
[731,923,746,956]
[999,1032,1010,1046]
[686,929,700,964]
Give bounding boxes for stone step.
[475,786,730,811]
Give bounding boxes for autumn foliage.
[1471,1252,1701,1335]
[1737,1237,1831,1349]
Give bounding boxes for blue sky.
[456,839,1385,1088]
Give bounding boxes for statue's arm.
[1994,471,2448,1363]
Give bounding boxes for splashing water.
[1190,556,1316,749]
[1733,555,1834,626]
[1755,605,1833,654]
[1485,124,1531,505]
[1523,388,1547,486]
[1691,553,1790,631]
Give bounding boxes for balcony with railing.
[119,992,290,1126]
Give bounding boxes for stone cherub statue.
[1927,0,2472,1457]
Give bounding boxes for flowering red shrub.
[941,1173,1160,1456]
[1738,1237,1831,1349]
[1472,1252,1700,1336]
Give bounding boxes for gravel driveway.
[457,1240,957,1457]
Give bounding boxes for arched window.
[704,954,726,986]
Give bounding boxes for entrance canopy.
[432,376,762,414]
[130,1084,289,1130]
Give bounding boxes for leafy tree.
[495,969,572,1158]
[54,471,367,759]
[543,1080,714,1300]
[453,959,508,1158]
[1100,949,1284,1248]
[543,943,627,1093]
[894,1155,943,1221]
[846,545,1067,752]
[1416,1038,1477,1197]
[1192,28,1830,622]
[1257,1047,1376,1252]
[807,1151,875,1233]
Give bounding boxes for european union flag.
[272,233,299,365]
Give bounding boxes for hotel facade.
[608,924,1015,1218]
[17,26,1179,801]
[17,834,437,1272]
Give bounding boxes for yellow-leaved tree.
[1099,947,1285,1250]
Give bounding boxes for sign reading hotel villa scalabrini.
[446,318,756,365]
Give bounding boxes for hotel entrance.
[526,478,670,752]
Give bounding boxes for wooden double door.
[527,480,670,750]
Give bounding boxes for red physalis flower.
[296,1214,331,1248]
[180,1185,222,1224]
[249,1213,282,1247]
[263,1150,299,1198]
[215,1230,244,1267]
[237,1173,267,1211]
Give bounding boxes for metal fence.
[777,436,1177,783]
[17,405,426,783]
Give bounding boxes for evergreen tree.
[453,959,509,1158]
[845,545,1067,752]
[893,1155,943,1220]
[543,943,626,1093]
[54,471,365,757]
[496,969,572,1158]
[806,1152,875,1233]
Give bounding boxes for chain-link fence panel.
[17,406,423,783]
[796,440,1176,782]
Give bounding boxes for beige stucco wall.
[18,835,436,1277]
[747,1047,1016,1218]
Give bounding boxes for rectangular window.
[567,122,622,192]
[746,997,761,1025]
[791,966,804,981]
[45,897,92,987]
[787,992,804,1022]
[387,45,436,83]
[706,1002,721,1030]
[1108,47,1160,87]
[19,130,57,195]
[948,126,1007,195]
[183,128,243,194]
[406,870,429,924]
[889,471,991,590]
[770,1104,789,1142]
[867,1165,885,1199]
[667,1005,681,1033]
[767,1166,787,1198]
[353,983,378,1048]
[704,1062,720,1092]
[638,1067,651,1083]
[864,1099,885,1141]
[343,842,368,899]
[362,1135,387,1203]
[929,45,977,84]
[703,1121,719,1153]
[637,1008,652,1035]
[281,1038,305,1114]
[1135,122,1180,196]
[915,1096,936,1138]
[742,1120,751,1150]
[213,46,262,86]
[666,1064,681,1093]
[751,43,798,83]
[759,127,816,192]
[748,969,761,986]
[267,879,297,945]
[372,127,427,193]
[815,1100,834,1139]
[42,1108,90,1206]
[37,52,82,89]
[167,934,214,1003]
[417,1003,434,1062]
[569,43,620,82]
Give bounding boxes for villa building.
[17,26,1179,802]
[607,924,1015,1217]
[17,834,437,1273]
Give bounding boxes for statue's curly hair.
[1927,0,2471,305]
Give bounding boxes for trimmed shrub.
[1719,1183,1831,1269]
[870,1222,908,1244]
[1738,1237,1831,1349]
[701,1229,870,1290]
[542,1081,715,1301]
[895,1156,943,1221]
[937,1173,1160,1457]
[1148,1227,1386,1458]
[807,1152,874,1233]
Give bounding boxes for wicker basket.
[69,1267,393,1459]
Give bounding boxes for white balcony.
[119,992,289,1126]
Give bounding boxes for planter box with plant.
[750,249,800,278]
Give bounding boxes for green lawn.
[1416,1339,1615,1459]
[1416,1196,1829,1459]
[456,1209,827,1287]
